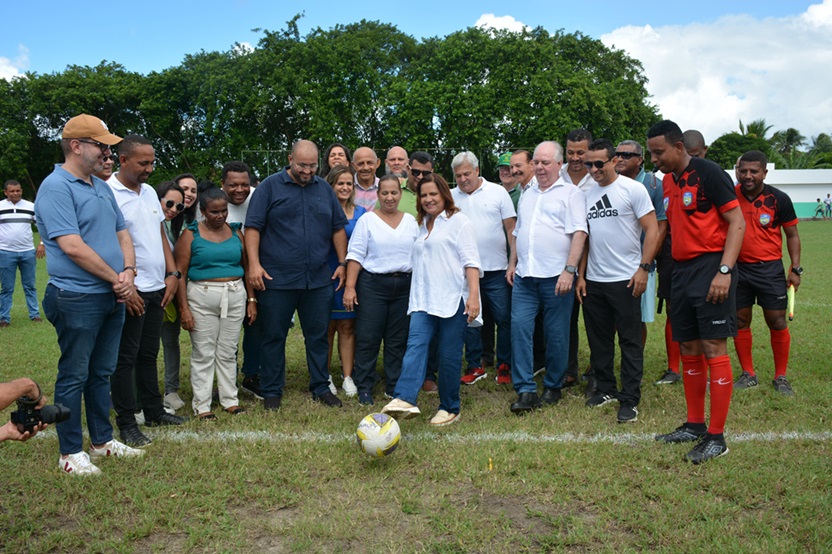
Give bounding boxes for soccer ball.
[356,413,401,457]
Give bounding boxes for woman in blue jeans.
[381,173,481,426]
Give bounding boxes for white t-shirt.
[584,175,654,282]
[451,179,516,271]
[227,188,252,231]
[108,174,166,292]
[514,179,587,279]
[0,199,36,252]
[346,211,419,274]
[559,166,598,193]
[409,211,481,318]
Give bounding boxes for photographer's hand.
[0,420,46,442]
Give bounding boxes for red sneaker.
[460,367,487,385]
[495,364,512,385]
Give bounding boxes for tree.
[707,132,770,169]
[771,127,806,156]
[738,118,773,139]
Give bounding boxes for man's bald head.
[683,130,708,158]
[353,147,381,187]
[288,140,320,185]
[385,146,408,176]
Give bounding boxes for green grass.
[1,224,831,553]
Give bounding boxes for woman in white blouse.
[381,173,481,426]
[343,175,419,405]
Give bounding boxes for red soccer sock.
[734,328,755,375]
[770,328,791,379]
[681,355,707,424]
[707,355,733,435]
[666,320,680,373]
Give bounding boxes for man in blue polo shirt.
[35,114,144,475]
[245,140,348,410]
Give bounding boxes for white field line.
[155,429,832,445]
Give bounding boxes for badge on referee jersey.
[759,213,771,226]
[682,191,693,207]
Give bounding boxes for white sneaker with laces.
[89,439,146,460]
[59,452,101,475]
[342,376,358,397]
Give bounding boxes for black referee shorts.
[656,235,674,301]
[670,252,737,343]
[736,260,788,310]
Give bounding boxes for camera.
[10,396,70,433]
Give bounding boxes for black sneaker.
[541,387,562,405]
[772,376,794,396]
[685,433,729,464]
[617,405,638,423]
[241,375,264,399]
[585,393,617,408]
[655,423,707,443]
[313,391,343,408]
[146,413,186,427]
[734,371,758,390]
[655,369,681,385]
[358,392,374,406]
[263,396,282,411]
[120,425,152,447]
[510,392,541,414]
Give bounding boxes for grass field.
[1,223,831,553]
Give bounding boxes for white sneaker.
[89,439,146,460]
[342,376,358,397]
[381,398,421,420]
[429,409,460,426]
[134,410,145,426]
[59,452,101,476]
[327,376,338,396]
[164,392,185,411]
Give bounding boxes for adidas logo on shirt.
[587,194,618,220]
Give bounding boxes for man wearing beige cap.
[35,114,145,475]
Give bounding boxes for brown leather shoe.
[31,317,43,323]
[421,379,438,393]
[0,321,9,328]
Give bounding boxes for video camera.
[10,396,70,433]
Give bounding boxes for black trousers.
[111,289,166,429]
[582,280,643,407]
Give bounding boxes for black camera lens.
[39,404,71,425]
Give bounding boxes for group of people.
[5,112,803,471]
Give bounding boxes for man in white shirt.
[575,139,660,424]
[352,147,381,212]
[451,152,517,386]
[108,135,184,447]
[507,141,587,413]
[0,180,45,326]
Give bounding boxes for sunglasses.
[410,169,432,177]
[164,200,185,212]
[614,151,641,160]
[76,139,110,152]
[584,159,612,170]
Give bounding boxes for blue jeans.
[511,276,574,394]
[42,284,125,454]
[464,270,511,369]
[394,301,467,414]
[257,286,333,400]
[0,249,40,322]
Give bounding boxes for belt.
[191,279,242,318]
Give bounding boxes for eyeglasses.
[76,139,110,152]
[292,161,318,172]
[164,200,185,212]
[584,159,612,170]
[410,169,432,177]
[614,151,641,160]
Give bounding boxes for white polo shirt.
[451,179,516,271]
[408,211,481,318]
[514,178,587,279]
[346,211,419,273]
[0,198,36,252]
[108,174,166,292]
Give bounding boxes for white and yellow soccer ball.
[356,413,401,457]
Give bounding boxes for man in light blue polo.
[36,114,144,475]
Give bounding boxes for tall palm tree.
[739,118,773,139]
[771,128,806,155]
[810,133,832,154]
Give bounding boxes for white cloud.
[601,0,832,143]
[232,41,254,56]
[0,44,29,81]
[475,13,530,33]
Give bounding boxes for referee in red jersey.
[731,150,801,395]
[647,120,745,464]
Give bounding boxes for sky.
[2,0,831,143]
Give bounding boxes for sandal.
[225,406,246,415]
[198,412,218,421]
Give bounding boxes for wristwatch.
[639,263,651,272]
[718,264,731,275]
[166,271,182,279]
[791,266,804,276]
[564,265,577,274]
[338,261,347,267]
[123,266,138,276]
